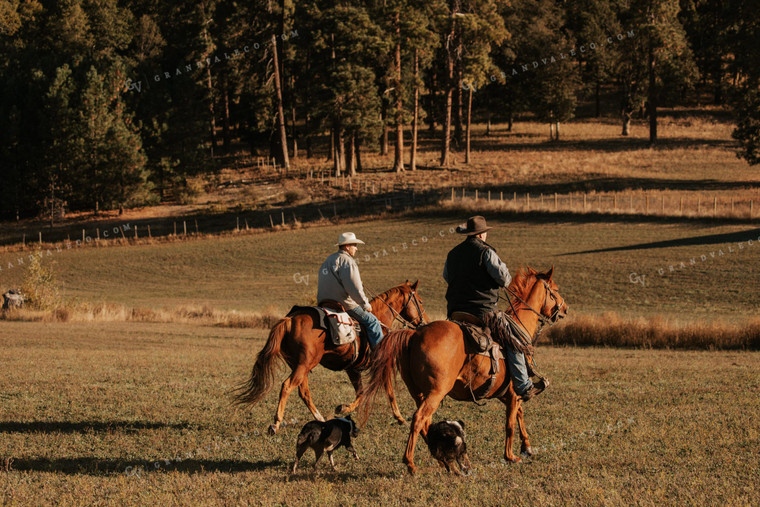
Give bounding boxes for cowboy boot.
[520,377,549,402]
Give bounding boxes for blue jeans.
[347,306,384,347]
[505,346,533,395]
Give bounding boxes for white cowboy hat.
[336,232,365,246]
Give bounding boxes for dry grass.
[1,321,758,505]
[0,302,280,328]
[544,312,760,350]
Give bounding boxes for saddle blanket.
[287,306,358,345]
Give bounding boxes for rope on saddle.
[484,311,535,356]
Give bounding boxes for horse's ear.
[411,280,419,289]
[546,266,554,280]
[527,266,537,275]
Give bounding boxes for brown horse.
[361,267,567,474]
[233,280,428,435]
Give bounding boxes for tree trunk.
[410,49,419,172]
[356,136,364,173]
[328,129,334,161]
[291,77,298,159]
[346,132,356,177]
[223,76,231,151]
[465,84,472,164]
[621,112,631,136]
[333,123,345,176]
[206,60,217,157]
[440,4,456,167]
[454,58,463,148]
[392,12,404,173]
[595,73,601,118]
[648,42,657,145]
[507,94,513,132]
[380,102,388,155]
[555,121,560,141]
[271,34,290,171]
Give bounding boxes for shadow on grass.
[0,420,196,434]
[558,227,760,256]
[6,457,285,475]
[469,136,735,153]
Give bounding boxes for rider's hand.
[363,303,372,313]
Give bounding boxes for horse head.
[513,267,568,323]
[398,280,428,327]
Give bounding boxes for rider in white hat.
[317,232,384,347]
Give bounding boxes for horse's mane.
[371,284,406,303]
[508,267,542,299]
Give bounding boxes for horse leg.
[403,391,446,475]
[500,391,522,463]
[385,376,407,425]
[298,375,325,422]
[336,369,363,415]
[516,403,533,457]
[269,365,310,435]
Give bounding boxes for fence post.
[196,220,200,234]
[540,193,544,207]
[173,222,177,236]
[269,215,274,228]
[488,190,491,202]
[526,193,530,209]
[281,211,286,226]
[82,229,86,242]
[451,187,455,202]
[751,200,754,217]
[697,197,701,214]
[583,193,587,211]
[630,194,633,212]
[713,197,717,216]
[183,221,187,235]
[39,231,42,245]
[148,225,152,238]
[646,195,649,214]
[475,189,478,200]
[680,197,683,215]
[236,216,240,232]
[555,193,558,210]
[661,196,665,214]
[134,225,138,239]
[613,194,617,211]
[500,191,503,202]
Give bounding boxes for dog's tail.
[232,317,291,406]
[360,329,415,425]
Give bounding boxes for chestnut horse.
[233,280,428,435]
[361,268,567,474]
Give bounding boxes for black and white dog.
[292,416,360,472]
[426,420,471,476]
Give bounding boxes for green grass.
[1,215,758,321]
[1,322,758,504]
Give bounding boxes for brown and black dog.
[426,420,471,476]
[292,416,360,472]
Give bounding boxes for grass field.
[2,215,758,321]
[1,322,758,505]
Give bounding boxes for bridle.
[502,279,564,337]
[365,285,426,330]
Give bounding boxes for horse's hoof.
[505,456,522,464]
[521,447,533,458]
[406,464,417,475]
[268,424,278,435]
[395,417,407,426]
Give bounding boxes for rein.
[364,284,424,330]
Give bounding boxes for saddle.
[287,302,362,363]
[449,311,538,401]
[449,311,503,378]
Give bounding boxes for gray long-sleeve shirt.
[317,250,371,310]
[443,248,512,287]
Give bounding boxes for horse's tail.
[232,317,291,406]
[360,329,416,425]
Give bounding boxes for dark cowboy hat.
[455,215,493,236]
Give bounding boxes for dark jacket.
[444,236,504,320]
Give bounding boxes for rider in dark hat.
[443,216,546,401]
